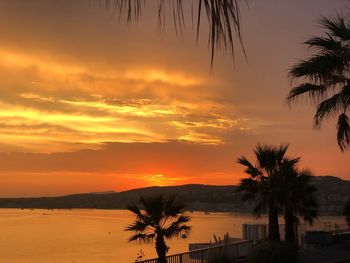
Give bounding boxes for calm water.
[0,209,346,263]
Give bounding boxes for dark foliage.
[125,194,191,262]
[90,0,247,66]
[237,144,318,245]
[288,15,350,151]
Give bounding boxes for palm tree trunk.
[268,204,280,241]
[284,208,295,243]
[155,234,168,263]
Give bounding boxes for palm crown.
[126,195,191,262]
[237,144,296,210]
[237,144,293,240]
[281,164,318,244]
[288,15,350,151]
[282,167,318,223]
[237,144,318,244]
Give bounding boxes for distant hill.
[0,176,349,214]
[311,176,350,213]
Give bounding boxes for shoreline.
[0,207,344,217]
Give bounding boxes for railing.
[137,240,253,263]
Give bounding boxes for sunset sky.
[0,0,348,197]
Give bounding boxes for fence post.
[179,254,182,263]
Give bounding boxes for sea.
[0,209,346,263]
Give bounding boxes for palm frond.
[163,215,192,238]
[341,85,350,105]
[237,156,260,177]
[125,220,148,232]
[284,167,318,225]
[281,157,300,171]
[174,215,191,224]
[275,144,289,163]
[126,204,143,218]
[320,14,350,41]
[254,144,270,170]
[288,14,350,151]
[337,112,350,151]
[163,224,192,239]
[200,0,246,66]
[304,35,342,51]
[237,156,253,168]
[128,233,155,243]
[253,144,288,172]
[314,94,341,125]
[91,0,246,66]
[237,178,259,202]
[140,195,164,224]
[126,194,191,246]
[289,53,345,82]
[287,83,327,103]
[252,201,266,218]
[164,195,185,217]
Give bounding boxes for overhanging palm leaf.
[288,14,350,151]
[91,0,246,66]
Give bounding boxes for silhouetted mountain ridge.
[0,176,348,214]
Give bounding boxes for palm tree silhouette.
[237,144,291,241]
[92,0,246,66]
[281,163,318,245]
[238,144,319,245]
[125,194,191,263]
[288,14,350,151]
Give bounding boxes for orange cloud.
[0,48,253,152]
[124,68,202,86]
